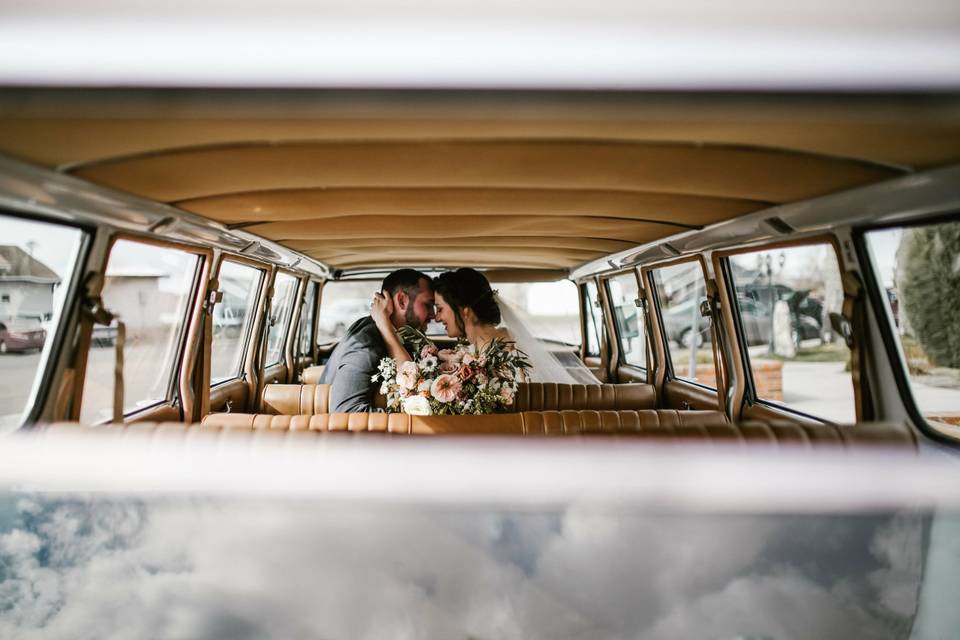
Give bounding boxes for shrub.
[898,222,960,368]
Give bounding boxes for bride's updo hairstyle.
[433,268,501,334]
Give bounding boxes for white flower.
[402,395,432,415]
[419,355,439,371]
[396,361,420,390]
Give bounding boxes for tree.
[897,222,960,368]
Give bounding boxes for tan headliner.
[1,92,957,276]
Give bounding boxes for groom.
[319,269,435,413]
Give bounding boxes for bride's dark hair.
[433,268,501,334]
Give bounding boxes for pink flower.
[458,364,474,381]
[475,371,488,385]
[439,361,458,375]
[431,374,461,403]
[499,385,515,405]
[420,344,439,358]
[396,361,420,390]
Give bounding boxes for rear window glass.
[318,281,379,342]
[211,260,262,384]
[728,244,853,422]
[80,239,200,422]
[265,272,298,367]
[650,261,711,386]
[605,272,645,368]
[864,222,960,437]
[496,281,580,346]
[1,214,83,431]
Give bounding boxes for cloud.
[0,497,926,640]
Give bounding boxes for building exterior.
[0,245,60,321]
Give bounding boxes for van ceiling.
[0,91,958,274]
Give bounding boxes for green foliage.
[898,222,960,368]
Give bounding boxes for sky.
[2,218,82,278]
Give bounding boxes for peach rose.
[439,361,458,375]
[499,385,515,405]
[458,363,474,381]
[431,374,461,403]
[420,344,439,358]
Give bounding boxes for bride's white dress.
[496,294,601,384]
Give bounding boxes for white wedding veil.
[495,294,600,384]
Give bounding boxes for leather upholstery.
[196,410,917,447]
[262,383,331,415]
[513,382,656,411]
[301,365,325,385]
[260,382,657,415]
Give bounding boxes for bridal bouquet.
[373,327,531,415]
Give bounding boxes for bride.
[371,267,598,384]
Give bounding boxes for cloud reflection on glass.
[0,497,927,639]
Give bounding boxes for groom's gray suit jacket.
[317,316,387,413]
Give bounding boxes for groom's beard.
[404,305,424,331]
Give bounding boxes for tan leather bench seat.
[260,382,657,415]
[301,365,325,385]
[197,410,917,446]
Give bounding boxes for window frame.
[642,254,714,390]
[715,234,849,422]
[82,233,211,422]
[210,255,267,388]
[601,268,648,375]
[854,212,960,445]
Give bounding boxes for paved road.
[0,350,42,430]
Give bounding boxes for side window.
[605,272,646,369]
[584,281,604,354]
[298,281,318,357]
[650,261,710,386]
[1,214,84,431]
[864,221,960,436]
[727,244,853,422]
[210,260,262,385]
[80,239,200,422]
[264,272,298,367]
[581,282,600,357]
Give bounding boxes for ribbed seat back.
[261,382,657,415]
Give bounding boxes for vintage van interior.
[0,90,958,447]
